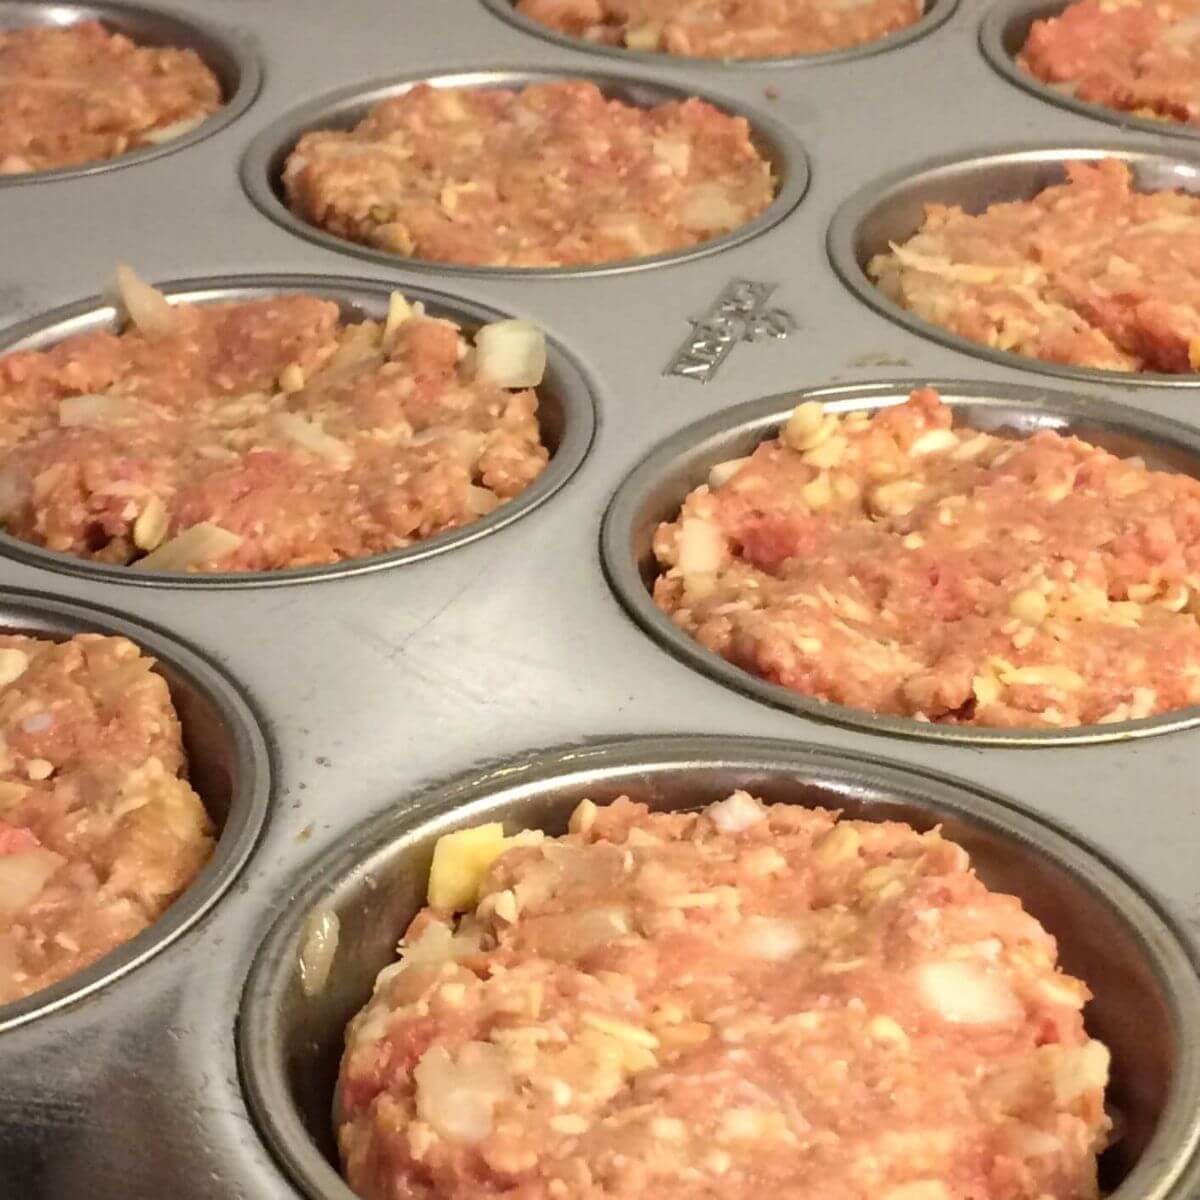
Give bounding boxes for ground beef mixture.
[0,20,222,175]
[868,160,1200,373]
[515,0,923,56]
[337,793,1111,1200]
[0,275,550,573]
[282,81,775,269]
[653,389,1200,728]
[0,634,213,1005]
[1020,0,1200,128]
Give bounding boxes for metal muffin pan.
[477,0,961,68]
[3,0,1200,1194]
[602,378,1200,747]
[0,274,597,588]
[0,588,271,1034]
[829,145,1200,388]
[239,736,1200,1200]
[981,0,1200,144]
[240,67,810,280]
[0,0,261,186]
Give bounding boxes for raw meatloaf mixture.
[515,0,923,56]
[1020,0,1200,128]
[654,389,1200,728]
[0,633,213,1004]
[0,272,550,573]
[337,793,1111,1200]
[868,159,1200,373]
[283,81,775,268]
[0,20,222,175]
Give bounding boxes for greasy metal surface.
[2,0,1200,1195]
[0,0,261,185]
[240,67,809,279]
[602,380,1200,746]
[478,0,961,68]
[828,144,1200,387]
[0,276,597,588]
[238,737,1200,1200]
[0,589,271,1033]
[980,0,1200,143]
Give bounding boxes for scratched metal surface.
[1,0,1200,1196]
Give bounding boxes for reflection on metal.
[665,280,796,382]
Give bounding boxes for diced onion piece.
[273,413,352,466]
[707,790,765,834]
[680,183,745,234]
[398,920,482,970]
[140,113,207,145]
[58,393,140,428]
[652,137,691,176]
[624,22,662,49]
[115,264,179,337]
[0,848,63,914]
[1049,1040,1111,1103]
[298,909,340,998]
[0,649,29,688]
[474,320,546,389]
[414,1042,513,1143]
[737,916,806,961]
[132,522,243,572]
[382,291,415,344]
[676,517,725,575]
[132,495,169,552]
[915,960,1022,1025]
[427,823,507,910]
[708,457,750,490]
[468,486,500,516]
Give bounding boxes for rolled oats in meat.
[515,0,924,57]
[0,273,551,573]
[0,21,222,175]
[1020,0,1200,129]
[868,159,1200,373]
[0,634,213,1004]
[282,81,775,269]
[337,794,1111,1200]
[654,388,1200,728]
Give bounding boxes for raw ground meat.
[0,633,213,1004]
[0,278,550,573]
[337,793,1111,1200]
[283,81,775,268]
[515,0,924,57]
[653,388,1200,728]
[868,159,1200,373]
[1020,0,1200,128]
[0,20,222,175]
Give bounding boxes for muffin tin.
[2,0,1200,1196]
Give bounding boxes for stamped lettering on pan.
[665,280,795,383]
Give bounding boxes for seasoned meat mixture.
[282,81,775,268]
[1020,0,1200,128]
[867,159,1200,373]
[0,20,222,175]
[515,0,924,57]
[338,793,1111,1200]
[0,271,550,573]
[653,389,1200,728]
[0,633,213,1004]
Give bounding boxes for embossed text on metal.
[665,280,795,383]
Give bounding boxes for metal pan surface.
[0,588,271,1033]
[0,274,597,588]
[240,67,809,280]
[827,145,1200,388]
[238,736,1200,1200]
[476,0,961,68]
[0,0,261,186]
[980,0,1200,143]
[602,379,1200,746]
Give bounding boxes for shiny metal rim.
[0,274,598,588]
[601,378,1200,746]
[239,66,809,280]
[980,0,1200,143]
[0,0,262,186]
[477,0,960,68]
[238,735,1200,1200]
[827,144,1200,388]
[0,588,271,1032]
